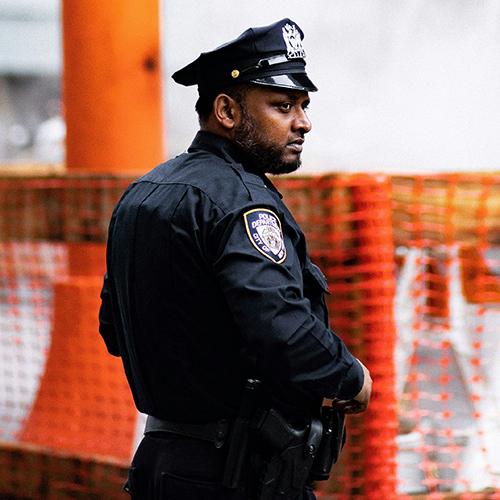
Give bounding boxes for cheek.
[257,116,290,143]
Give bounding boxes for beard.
[233,108,302,175]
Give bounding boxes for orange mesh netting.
[0,176,136,498]
[0,172,499,499]
[391,175,500,499]
[275,175,398,499]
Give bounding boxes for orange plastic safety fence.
[392,174,500,499]
[0,176,137,498]
[275,175,398,499]
[0,442,127,499]
[0,173,498,499]
[0,175,130,242]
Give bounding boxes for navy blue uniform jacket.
[99,131,363,423]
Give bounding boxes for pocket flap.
[305,262,330,294]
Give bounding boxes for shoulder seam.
[225,163,254,201]
[139,180,229,215]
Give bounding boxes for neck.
[201,117,234,141]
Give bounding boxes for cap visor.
[249,73,318,92]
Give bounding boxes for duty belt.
[144,415,230,448]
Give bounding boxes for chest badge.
[243,208,286,264]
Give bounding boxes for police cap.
[172,18,318,94]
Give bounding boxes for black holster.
[310,406,346,481]
[223,380,346,499]
[253,408,323,500]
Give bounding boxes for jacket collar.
[188,130,244,164]
[188,130,283,198]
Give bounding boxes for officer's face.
[233,86,312,174]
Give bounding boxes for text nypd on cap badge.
[244,208,286,264]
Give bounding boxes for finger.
[330,400,350,409]
[342,405,366,414]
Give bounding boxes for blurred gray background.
[1,0,500,172]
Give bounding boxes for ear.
[213,94,240,130]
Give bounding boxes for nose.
[293,108,312,134]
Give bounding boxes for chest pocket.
[303,261,330,326]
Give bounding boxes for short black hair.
[195,84,249,125]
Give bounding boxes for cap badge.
[231,69,240,79]
[282,23,306,59]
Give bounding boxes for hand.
[325,359,372,414]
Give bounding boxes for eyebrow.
[272,91,309,102]
[290,92,308,101]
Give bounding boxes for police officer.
[99,18,372,500]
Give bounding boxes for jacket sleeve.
[98,272,121,357]
[209,206,364,401]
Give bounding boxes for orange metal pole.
[19,1,163,457]
[63,0,164,172]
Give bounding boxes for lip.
[287,138,304,153]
